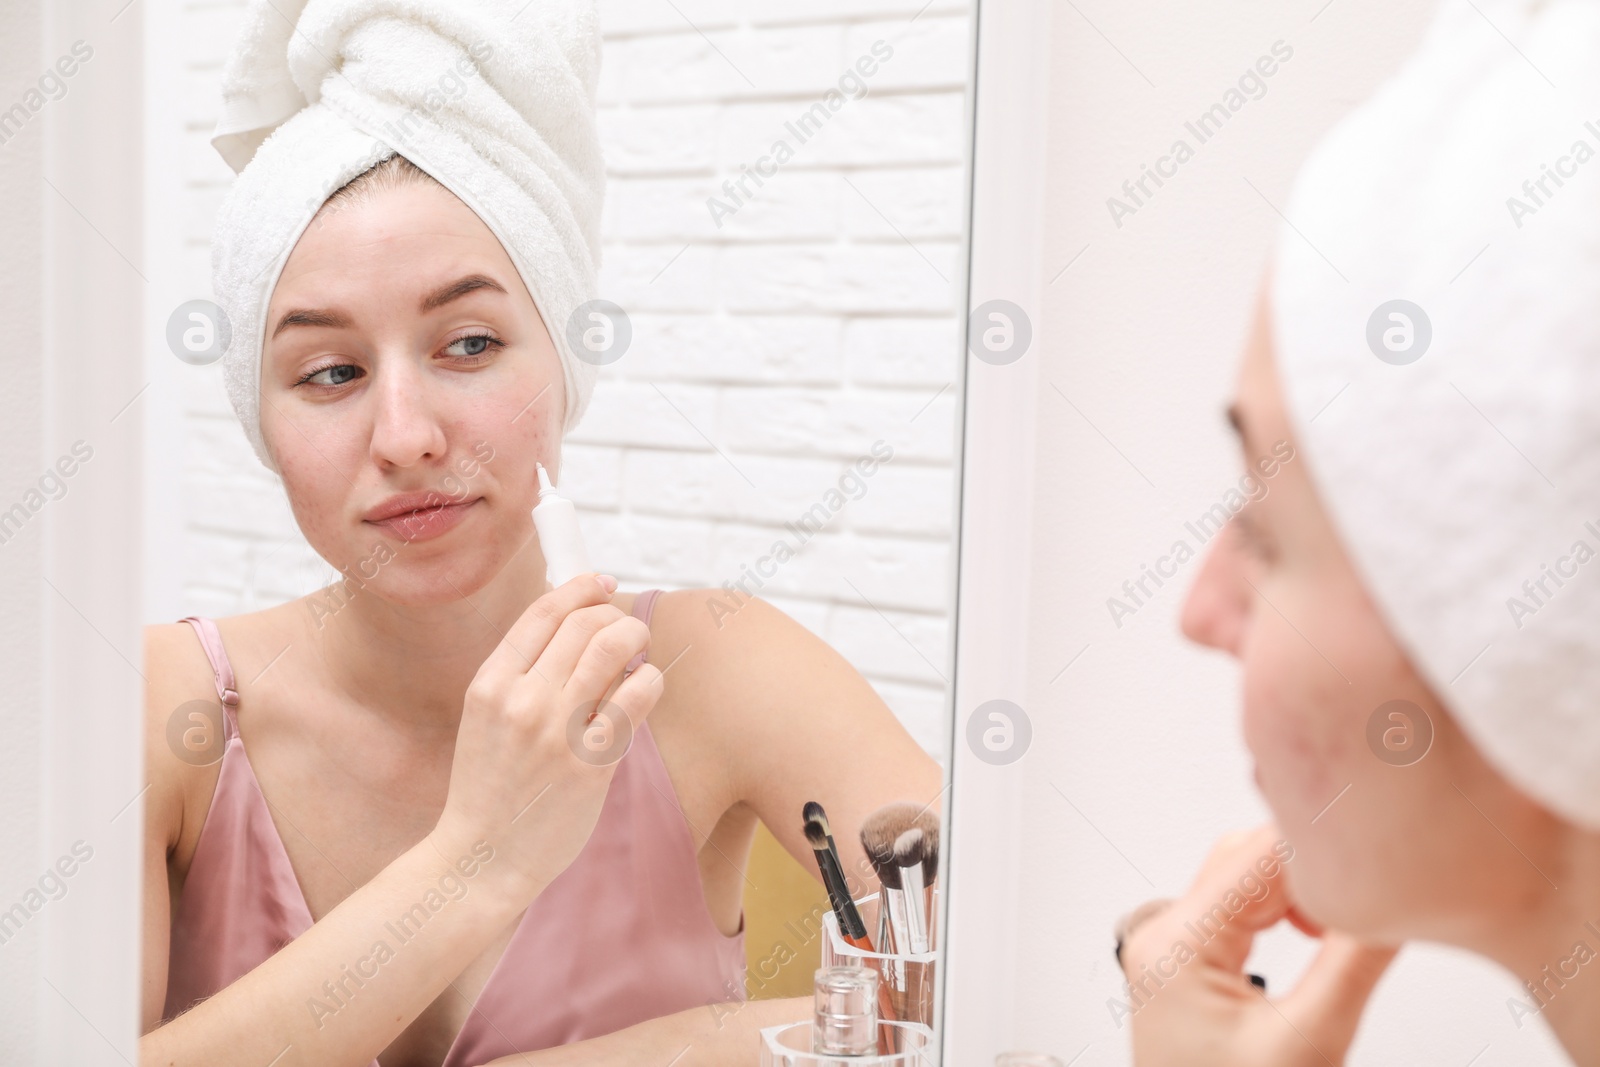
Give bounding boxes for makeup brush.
[913,808,940,950]
[805,802,898,1050]
[893,828,931,954]
[900,825,941,1026]
[860,802,920,955]
[803,801,870,949]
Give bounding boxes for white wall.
[1008,0,1571,1063]
[2,2,146,1062]
[146,0,971,760]
[0,3,48,1058]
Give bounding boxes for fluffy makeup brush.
[860,802,921,954]
[892,828,931,954]
[913,808,939,881]
[913,807,940,950]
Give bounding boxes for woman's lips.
[366,497,479,542]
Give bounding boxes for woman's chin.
[340,560,505,610]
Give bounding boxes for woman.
[1119,1,1600,1062]
[141,3,940,1065]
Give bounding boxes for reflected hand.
[432,573,663,900]
[1120,825,1397,1067]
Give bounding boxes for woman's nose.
[1180,527,1250,657]
[367,356,450,469]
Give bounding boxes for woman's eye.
[444,333,502,358]
[297,363,362,387]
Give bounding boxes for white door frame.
[32,1,145,1062]
[941,0,1053,1061]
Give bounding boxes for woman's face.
[260,178,563,606]
[1180,285,1556,948]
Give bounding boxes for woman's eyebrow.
[420,274,507,311]
[272,307,352,338]
[270,275,508,338]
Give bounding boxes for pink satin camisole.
[162,588,746,1065]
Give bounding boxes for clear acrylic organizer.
[821,892,939,1030]
[760,1019,937,1066]
[756,893,941,1064]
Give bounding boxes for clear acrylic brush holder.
[821,892,939,1030]
[759,1019,937,1066]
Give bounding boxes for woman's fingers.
[560,614,650,698]
[1125,825,1392,1067]
[477,573,616,683]
[1285,904,1326,939]
[1159,824,1297,975]
[1280,933,1399,1051]
[605,660,664,732]
[531,602,630,685]
[562,662,665,773]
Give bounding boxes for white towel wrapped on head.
[210,0,605,474]
[1273,0,1600,828]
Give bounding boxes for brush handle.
[900,862,929,954]
[841,933,901,1055]
[813,848,869,942]
[881,886,910,958]
[828,857,869,940]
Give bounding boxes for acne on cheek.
[1242,641,1344,816]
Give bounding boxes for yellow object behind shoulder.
[742,822,832,999]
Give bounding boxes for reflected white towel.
[210,0,605,473]
[1273,0,1600,827]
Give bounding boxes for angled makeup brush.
[803,801,870,949]
[805,801,898,1049]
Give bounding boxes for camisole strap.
[623,589,663,674]
[177,616,241,739]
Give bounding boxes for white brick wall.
[147,0,970,759]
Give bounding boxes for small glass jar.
[759,964,937,1066]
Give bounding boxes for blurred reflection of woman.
[1118,2,1600,1064]
[140,2,939,1064]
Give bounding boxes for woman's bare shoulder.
[646,586,796,655]
[144,606,287,708]
[141,604,297,851]
[641,587,815,719]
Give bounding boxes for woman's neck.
[308,532,551,730]
[1481,835,1600,1063]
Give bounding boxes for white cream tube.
[532,462,592,588]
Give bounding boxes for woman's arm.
[140,575,662,1067]
[145,822,533,1067]
[140,625,539,1067]
[475,997,810,1067]
[659,592,945,906]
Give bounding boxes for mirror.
[129,1,974,1064]
[945,2,1586,1066]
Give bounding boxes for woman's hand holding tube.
[1120,825,1397,1067]
[430,571,664,904]
[141,572,662,1067]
